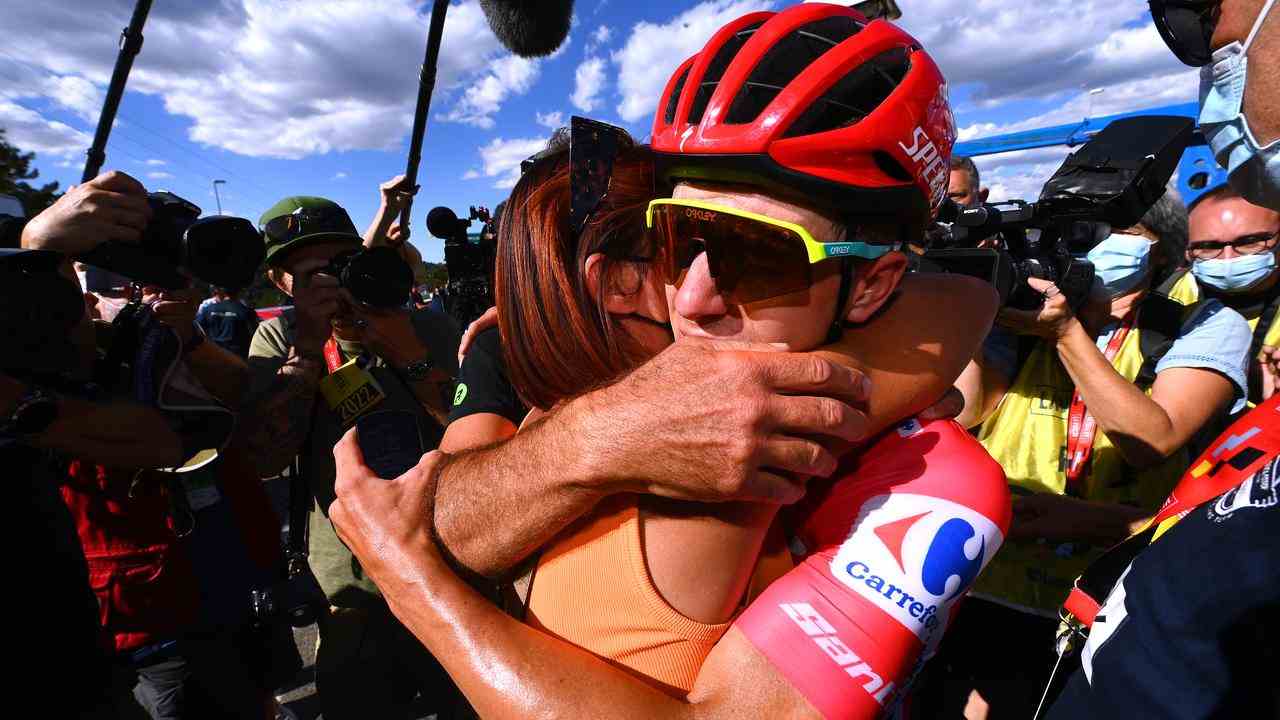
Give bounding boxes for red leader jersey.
[736,418,1011,719]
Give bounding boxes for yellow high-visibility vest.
[973,297,1193,616]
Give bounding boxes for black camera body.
[0,249,86,374]
[427,205,497,328]
[79,191,265,291]
[250,551,328,630]
[322,246,414,309]
[922,115,1194,310]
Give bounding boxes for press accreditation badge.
[319,356,387,425]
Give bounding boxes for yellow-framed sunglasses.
[645,198,896,303]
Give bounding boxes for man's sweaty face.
[664,183,844,352]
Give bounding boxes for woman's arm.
[329,438,820,720]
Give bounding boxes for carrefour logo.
[829,494,1001,650]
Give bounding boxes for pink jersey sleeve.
[735,419,1011,719]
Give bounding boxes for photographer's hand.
[290,260,344,358]
[144,287,199,346]
[996,277,1078,339]
[346,295,450,424]
[21,171,152,255]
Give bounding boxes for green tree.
[0,128,62,216]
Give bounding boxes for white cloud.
[478,136,549,189]
[462,169,481,180]
[0,1,515,159]
[0,99,91,157]
[144,159,168,166]
[440,53,542,129]
[42,75,104,121]
[587,25,613,54]
[536,110,565,129]
[147,171,175,180]
[332,171,348,180]
[613,0,775,123]
[571,57,608,113]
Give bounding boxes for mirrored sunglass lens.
[720,213,811,303]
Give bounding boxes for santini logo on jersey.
[830,494,1001,649]
[780,602,896,706]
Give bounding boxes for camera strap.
[1063,311,1136,492]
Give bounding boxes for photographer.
[935,192,1252,716]
[242,195,459,719]
[4,171,266,717]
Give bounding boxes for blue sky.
[1,0,1197,262]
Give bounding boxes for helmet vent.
[725,16,865,125]
[782,46,911,139]
[873,150,913,182]
[688,21,766,125]
[665,65,693,125]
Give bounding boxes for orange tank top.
[525,494,793,697]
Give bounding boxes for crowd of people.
[5,1,1280,718]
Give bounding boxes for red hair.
[496,139,656,410]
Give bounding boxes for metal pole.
[398,0,451,240]
[213,180,226,214]
[82,0,153,183]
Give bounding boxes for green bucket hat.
[258,196,363,268]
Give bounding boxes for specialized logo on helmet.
[898,127,949,208]
[830,494,1000,650]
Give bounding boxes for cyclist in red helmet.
[329,5,1011,719]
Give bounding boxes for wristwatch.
[401,358,436,382]
[0,386,59,438]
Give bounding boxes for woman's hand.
[329,429,451,600]
[996,277,1079,340]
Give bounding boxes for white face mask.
[1198,0,1280,209]
[1086,233,1152,297]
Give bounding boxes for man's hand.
[379,174,419,217]
[1010,493,1148,543]
[21,171,152,254]
[143,287,200,346]
[996,277,1078,340]
[291,259,344,357]
[1258,345,1280,401]
[576,336,873,505]
[919,386,966,422]
[329,429,449,599]
[345,295,428,369]
[458,306,498,363]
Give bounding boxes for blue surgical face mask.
[1198,0,1280,209]
[1191,252,1279,293]
[1086,233,1152,297]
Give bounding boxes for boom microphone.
[480,0,574,57]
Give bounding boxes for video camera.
[81,191,265,292]
[920,116,1194,310]
[428,204,497,328]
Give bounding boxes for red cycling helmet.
[651,3,955,237]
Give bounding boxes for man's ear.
[979,187,990,204]
[585,252,642,314]
[267,267,292,297]
[844,252,909,324]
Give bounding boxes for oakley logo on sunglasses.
[684,208,718,222]
[898,126,949,206]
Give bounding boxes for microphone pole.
[399,0,451,240]
[83,0,153,183]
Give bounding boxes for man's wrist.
[558,387,625,496]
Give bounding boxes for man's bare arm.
[240,350,324,477]
[433,339,873,578]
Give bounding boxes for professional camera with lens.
[427,204,497,328]
[322,246,415,309]
[920,116,1194,310]
[80,191,265,292]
